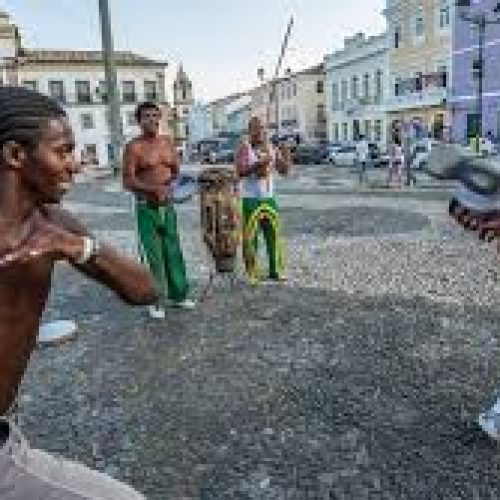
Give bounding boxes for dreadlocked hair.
[0,86,66,150]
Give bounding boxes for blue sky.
[2,0,386,101]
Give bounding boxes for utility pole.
[258,16,294,142]
[98,0,122,175]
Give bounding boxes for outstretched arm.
[0,207,158,306]
[51,208,158,305]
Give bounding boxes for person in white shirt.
[356,135,369,184]
[235,117,291,284]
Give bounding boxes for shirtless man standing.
[0,86,157,497]
[123,102,194,319]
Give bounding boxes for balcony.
[385,88,449,112]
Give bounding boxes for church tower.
[172,64,194,154]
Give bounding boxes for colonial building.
[383,0,452,139]
[249,63,327,145]
[451,0,500,142]
[325,32,389,147]
[0,10,168,168]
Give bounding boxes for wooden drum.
[198,167,240,273]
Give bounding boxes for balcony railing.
[385,88,448,111]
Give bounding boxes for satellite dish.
[38,320,77,347]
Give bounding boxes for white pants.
[0,418,145,499]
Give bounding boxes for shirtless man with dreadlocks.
[0,87,156,497]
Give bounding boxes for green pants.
[136,201,188,303]
[241,197,284,281]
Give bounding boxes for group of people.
[124,103,291,318]
[3,84,500,497]
[0,86,291,497]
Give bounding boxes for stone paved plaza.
[13,166,500,499]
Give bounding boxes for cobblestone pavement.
[14,168,500,499]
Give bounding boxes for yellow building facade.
[384,0,452,138]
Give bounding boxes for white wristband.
[76,236,97,265]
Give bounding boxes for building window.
[394,25,401,49]
[292,82,297,97]
[22,80,37,92]
[340,79,348,104]
[122,81,136,103]
[439,0,450,29]
[364,120,372,140]
[375,69,383,101]
[83,144,98,164]
[394,77,402,96]
[317,104,326,124]
[75,81,91,103]
[415,2,424,38]
[333,123,339,142]
[144,80,158,101]
[363,73,370,100]
[98,80,108,102]
[126,111,136,126]
[351,76,359,99]
[374,120,382,141]
[415,72,423,92]
[316,80,324,94]
[342,122,348,142]
[437,64,448,88]
[48,80,65,102]
[331,83,339,109]
[287,85,292,100]
[472,58,482,80]
[80,112,94,130]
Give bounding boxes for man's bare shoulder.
[124,138,144,154]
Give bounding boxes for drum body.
[198,167,240,273]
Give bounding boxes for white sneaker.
[148,305,166,319]
[170,299,196,310]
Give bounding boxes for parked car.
[410,138,439,170]
[368,142,389,168]
[465,137,497,157]
[328,145,357,166]
[214,148,235,164]
[323,143,342,163]
[293,145,325,165]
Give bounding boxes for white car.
[328,145,357,166]
[410,139,436,170]
[467,137,497,156]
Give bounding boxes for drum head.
[172,175,199,203]
[38,320,77,346]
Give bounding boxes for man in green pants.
[123,102,194,318]
[235,117,292,284]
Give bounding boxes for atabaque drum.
[198,167,240,273]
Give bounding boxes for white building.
[249,64,326,145]
[325,32,389,147]
[0,10,168,168]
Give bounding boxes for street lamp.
[456,1,500,153]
